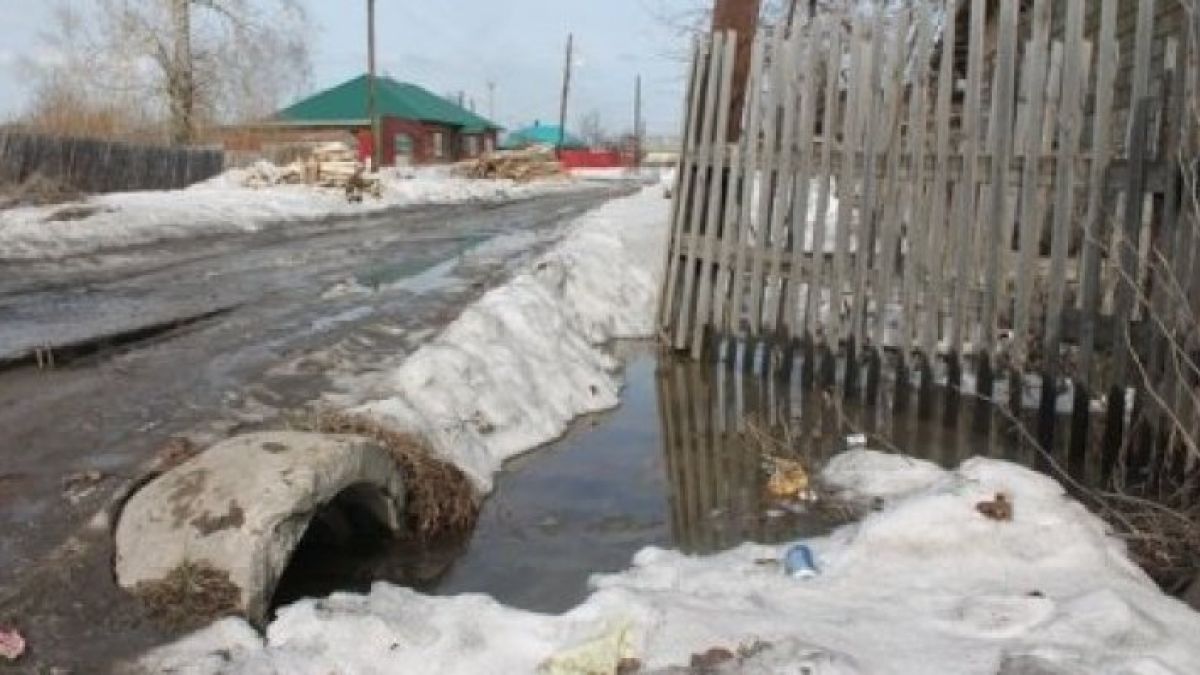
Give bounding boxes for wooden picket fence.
[658,0,1199,489]
[0,131,224,194]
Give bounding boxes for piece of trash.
[765,456,810,499]
[61,469,106,503]
[976,493,1013,521]
[845,433,868,448]
[690,647,735,669]
[539,619,636,675]
[0,627,25,661]
[617,657,642,673]
[155,437,200,470]
[783,543,820,578]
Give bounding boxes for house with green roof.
[238,75,502,166]
[500,122,587,150]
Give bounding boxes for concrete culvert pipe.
[114,432,406,624]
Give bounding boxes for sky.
[0,0,696,137]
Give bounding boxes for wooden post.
[367,0,381,170]
[711,0,761,141]
[558,34,574,150]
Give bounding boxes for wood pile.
[241,142,381,199]
[452,145,563,182]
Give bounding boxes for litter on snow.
[136,450,1200,674]
[0,627,25,662]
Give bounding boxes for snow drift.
[139,450,1200,674]
[346,185,668,490]
[0,167,591,260]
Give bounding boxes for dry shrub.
[135,562,240,630]
[312,411,480,540]
[1107,496,1200,594]
[0,173,83,208]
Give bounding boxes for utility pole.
[486,80,496,120]
[557,33,573,150]
[633,74,642,170]
[711,0,761,141]
[367,0,381,170]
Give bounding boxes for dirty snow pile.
[340,185,669,490]
[0,167,588,260]
[140,449,1200,674]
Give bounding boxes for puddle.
[273,340,1080,616]
[353,234,488,289]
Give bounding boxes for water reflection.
[273,341,1081,615]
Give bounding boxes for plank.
[869,6,913,352]
[848,6,887,349]
[745,27,788,339]
[710,141,742,337]
[762,31,804,337]
[1013,0,1053,369]
[981,0,1018,354]
[921,0,957,358]
[948,0,986,352]
[899,4,934,360]
[783,16,820,337]
[657,39,705,334]
[674,32,728,349]
[1110,0,1157,392]
[727,34,769,336]
[1042,0,1088,375]
[804,17,842,336]
[1148,38,1185,436]
[690,31,739,357]
[830,15,869,344]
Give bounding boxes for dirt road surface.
[0,183,635,670]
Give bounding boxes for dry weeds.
[311,411,481,540]
[135,562,240,630]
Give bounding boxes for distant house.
[222,75,502,167]
[501,122,588,150]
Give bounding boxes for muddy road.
[0,183,635,669]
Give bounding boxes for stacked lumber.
[452,145,563,182]
[241,142,381,199]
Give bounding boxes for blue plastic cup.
[784,543,819,578]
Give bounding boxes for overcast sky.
[0,0,694,137]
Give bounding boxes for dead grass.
[310,411,481,540]
[0,173,83,208]
[134,562,240,630]
[1105,494,1200,594]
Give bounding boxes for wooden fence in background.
[0,131,225,194]
[658,0,1199,491]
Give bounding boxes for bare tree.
[577,109,607,147]
[26,0,312,144]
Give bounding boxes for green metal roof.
[276,75,501,133]
[501,123,587,150]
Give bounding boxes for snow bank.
[347,185,669,490]
[140,450,1200,674]
[0,168,588,260]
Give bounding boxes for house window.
[484,136,495,153]
[432,131,445,158]
[394,133,414,165]
[464,135,480,157]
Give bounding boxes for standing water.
[273,340,1075,614]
